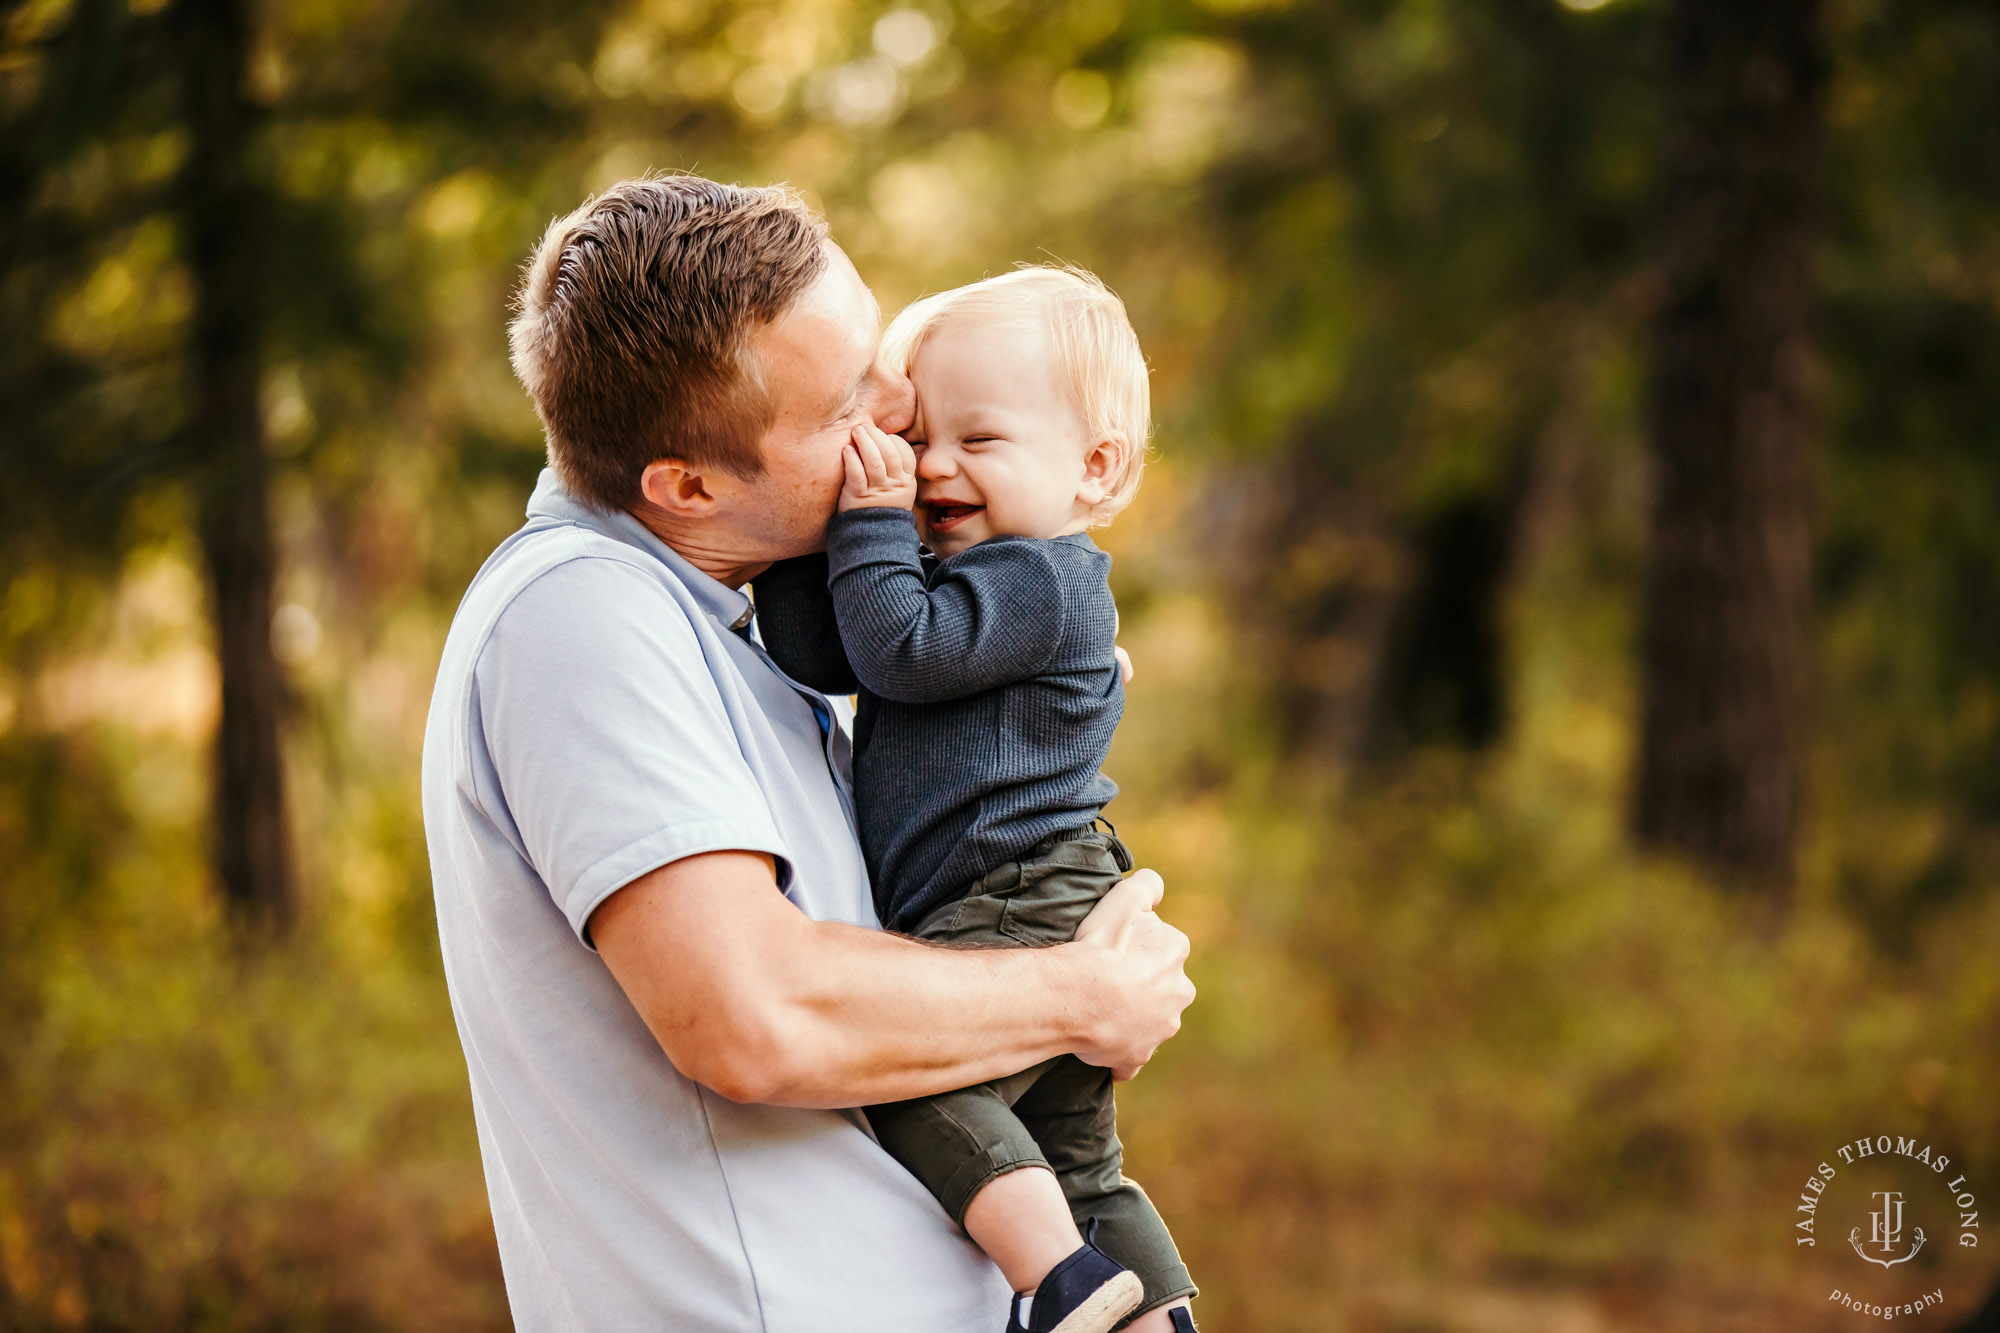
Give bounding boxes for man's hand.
[838,421,918,512]
[1066,868,1194,1081]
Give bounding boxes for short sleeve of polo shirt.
[472,554,790,944]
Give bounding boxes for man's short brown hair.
[508,175,830,511]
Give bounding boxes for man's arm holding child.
[591,849,1193,1107]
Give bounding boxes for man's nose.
[864,361,916,436]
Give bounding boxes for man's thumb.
[1076,869,1164,947]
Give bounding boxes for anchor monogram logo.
[1849,1190,1926,1269]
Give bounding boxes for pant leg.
[910,826,1133,949]
[886,827,1194,1309]
[1012,1055,1197,1318]
[866,835,1118,1230]
[865,1069,1059,1227]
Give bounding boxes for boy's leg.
[961,1161,1084,1292]
[1012,1055,1197,1321]
[883,824,1132,1252]
[865,1078,1052,1237]
[893,828,1181,1319]
[909,824,1131,950]
[953,830,1192,1317]
[867,1079,1130,1310]
[1130,1302,1199,1331]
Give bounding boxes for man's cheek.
[789,435,843,498]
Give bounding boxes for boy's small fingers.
[863,421,912,476]
[853,426,888,483]
[840,445,865,489]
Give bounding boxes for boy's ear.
[637,458,720,519]
[1076,431,1131,508]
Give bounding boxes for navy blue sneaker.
[1003,1227,1143,1333]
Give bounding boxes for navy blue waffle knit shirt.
[751,505,1121,934]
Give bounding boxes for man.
[421,174,1196,1332]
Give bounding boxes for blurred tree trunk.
[1251,460,1409,774]
[1636,0,1826,895]
[178,0,294,930]
[1377,478,1526,755]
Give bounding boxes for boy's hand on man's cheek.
[837,421,920,513]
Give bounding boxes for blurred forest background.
[4,0,1999,1326]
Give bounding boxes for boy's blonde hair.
[880,265,1151,524]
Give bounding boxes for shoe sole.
[1047,1271,1145,1333]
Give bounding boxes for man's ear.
[1076,431,1131,508]
[638,458,719,519]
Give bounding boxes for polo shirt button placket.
[724,603,836,743]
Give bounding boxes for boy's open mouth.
[924,502,983,533]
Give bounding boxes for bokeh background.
[4,0,1999,1327]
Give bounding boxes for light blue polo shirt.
[421,470,1010,1332]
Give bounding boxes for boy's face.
[903,317,1100,559]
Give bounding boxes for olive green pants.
[865,827,1196,1319]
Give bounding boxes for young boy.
[753,267,1195,1333]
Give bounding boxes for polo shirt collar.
[524,467,755,633]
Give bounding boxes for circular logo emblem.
[1790,1135,1981,1321]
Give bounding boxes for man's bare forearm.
[592,851,1185,1110]
[754,915,1100,1107]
